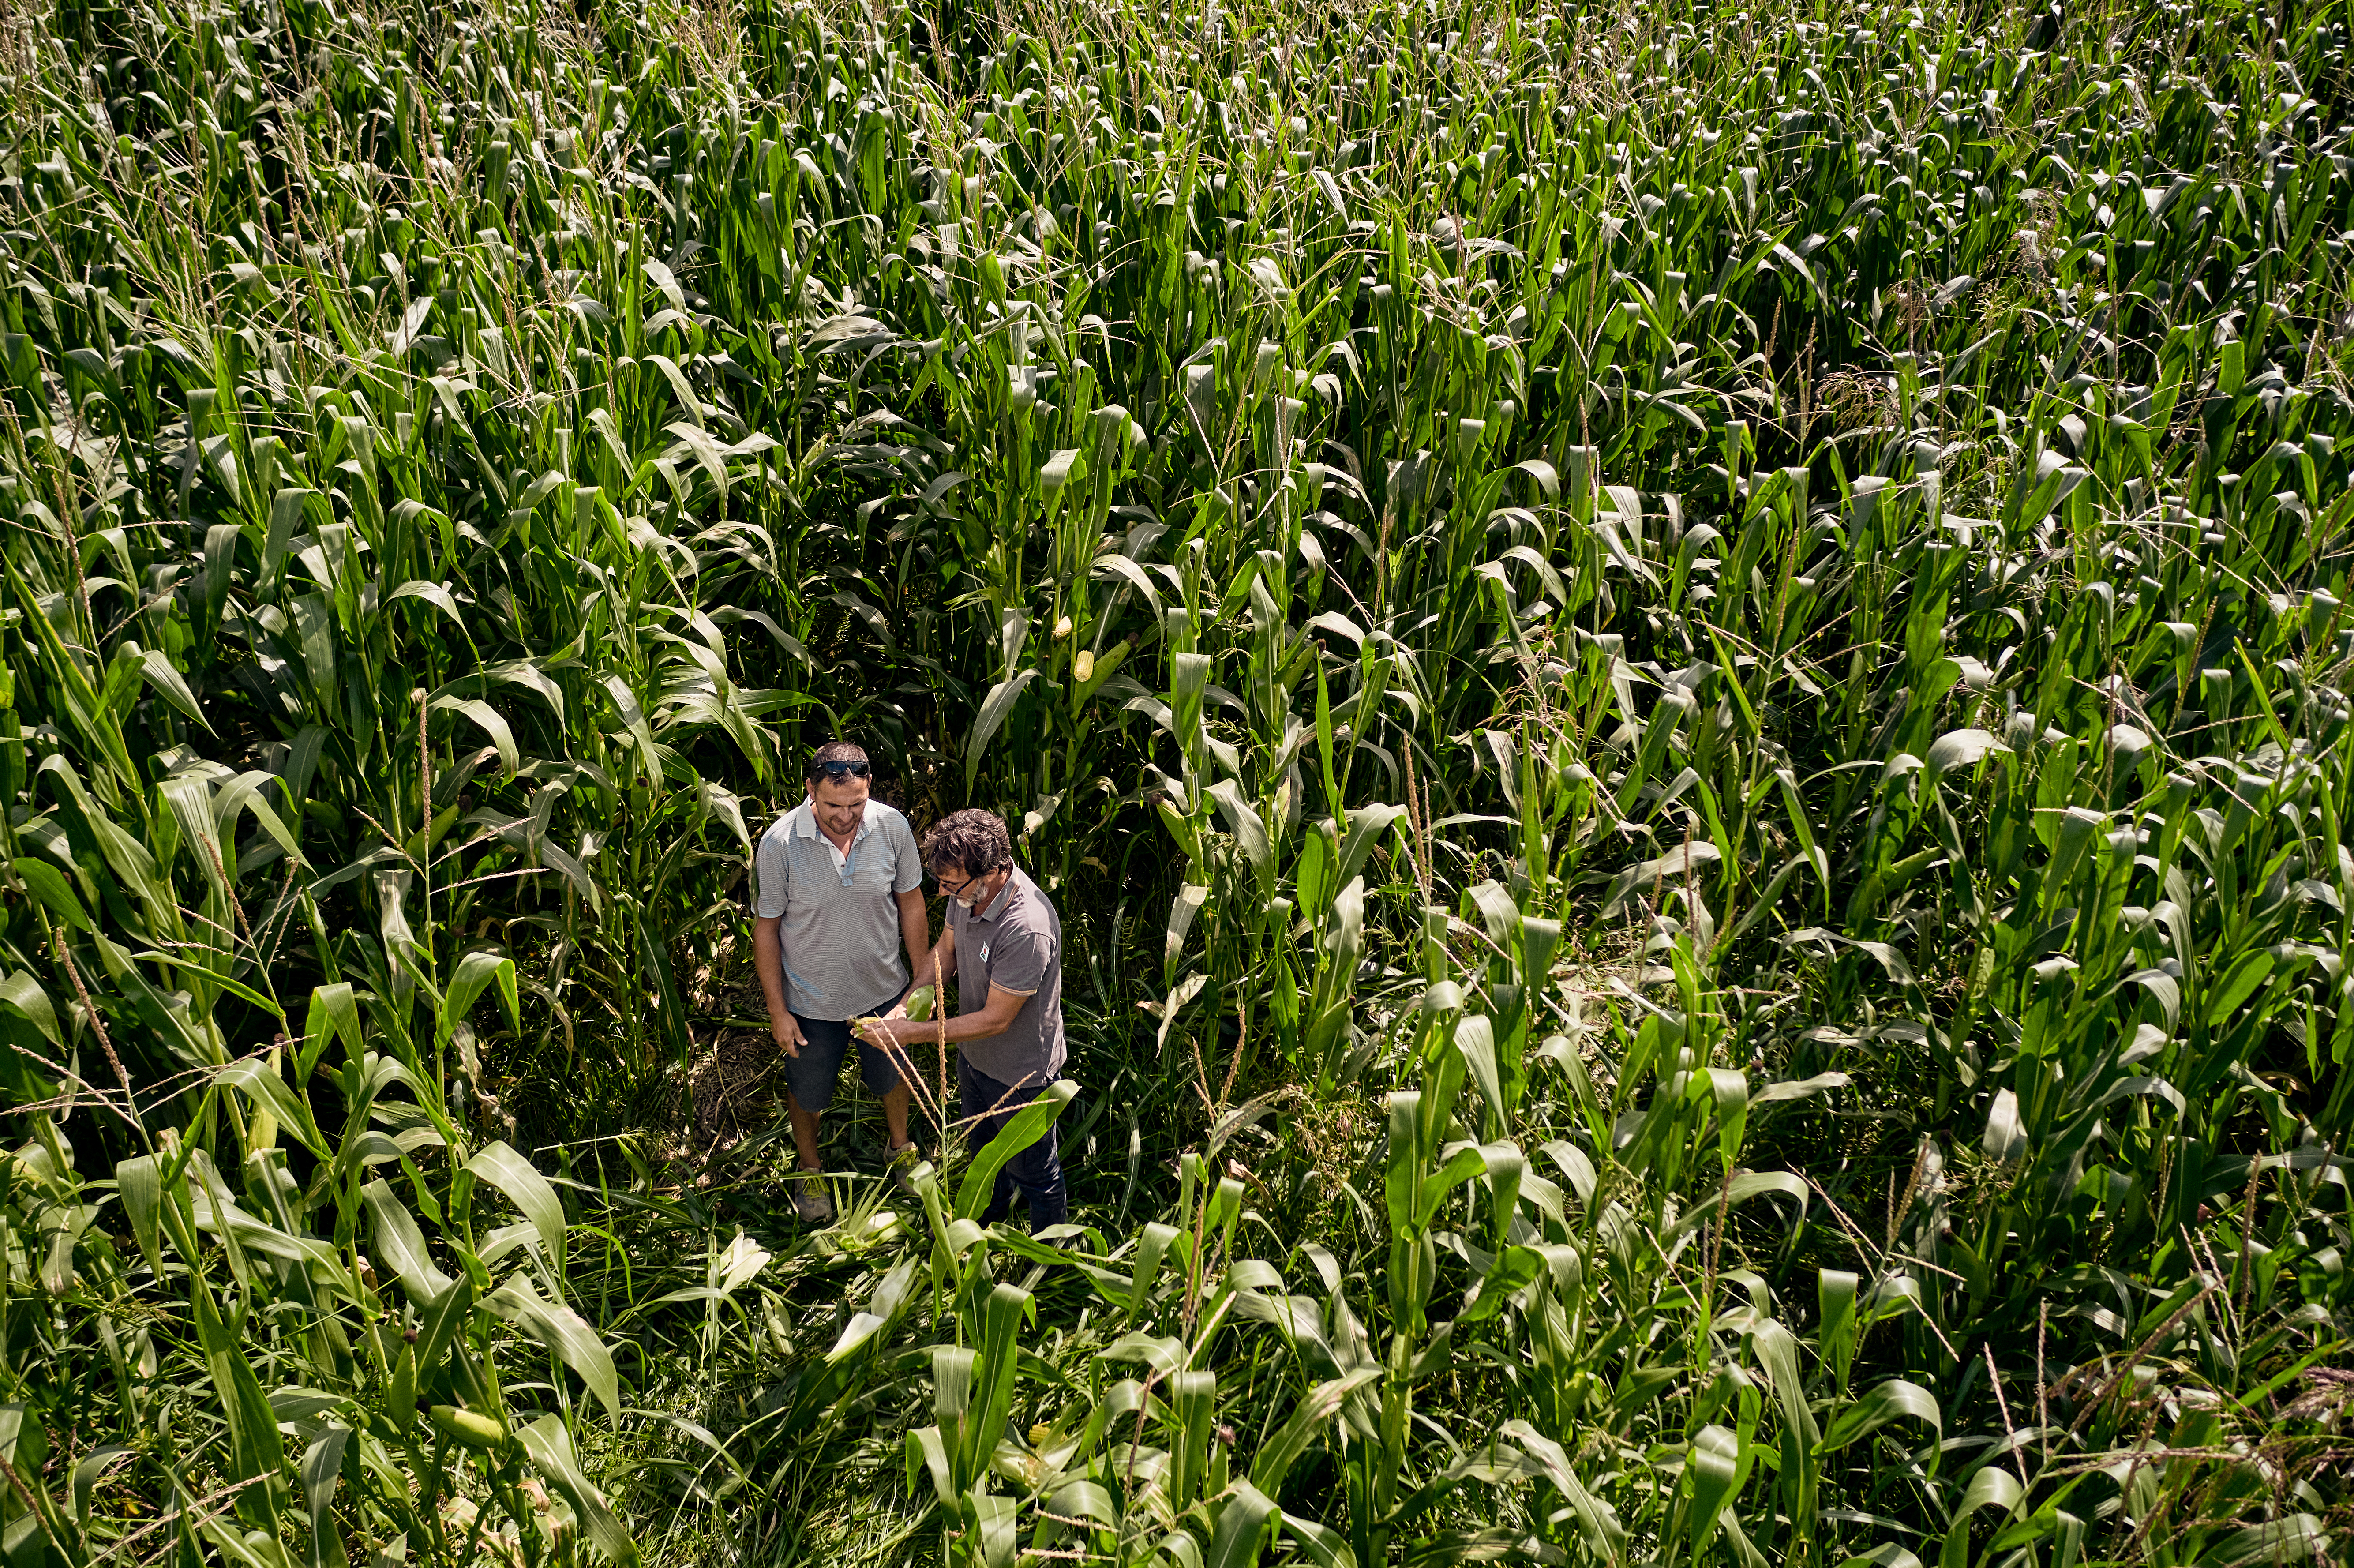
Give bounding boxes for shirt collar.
[794,799,877,846]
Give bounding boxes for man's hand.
[753,915,801,1057]
[855,1016,903,1050]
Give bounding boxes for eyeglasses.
[933,863,1007,897]
[811,759,872,781]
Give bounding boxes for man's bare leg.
[883,1080,914,1152]
[787,1093,823,1169]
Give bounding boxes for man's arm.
[929,924,955,993]
[859,979,1024,1048]
[885,921,954,1021]
[751,915,804,1056]
[896,888,935,990]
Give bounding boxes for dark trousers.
[958,1056,1067,1232]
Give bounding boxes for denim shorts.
[783,1013,903,1115]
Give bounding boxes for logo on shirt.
[978,942,990,966]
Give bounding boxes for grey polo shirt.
[752,799,923,1021]
[949,866,1066,1088]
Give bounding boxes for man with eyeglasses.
[857,809,1067,1234]
[751,741,932,1223]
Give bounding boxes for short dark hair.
[921,809,1012,879]
[806,739,869,783]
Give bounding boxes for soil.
[653,957,788,1185]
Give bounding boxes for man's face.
[809,775,869,840]
[937,862,997,911]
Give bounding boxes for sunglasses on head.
[812,759,872,781]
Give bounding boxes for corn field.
[2,0,2351,1561]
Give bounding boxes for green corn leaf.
[218,1057,328,1158]
[821,1256,922,1369]
[1924,728,2009,780]
[1832,1549,1925,1568]
[440,951,520,1044]
[1383,1091,1421,1235]
[1098,1331,1188,1379]
[70,1442,133,1538]
[129,949,285,1020]
[484,1272,622,1417]
[1206,778,1272,880]
[410,1275,476,1401]
[386,579,469,640]
[190,1272,289,1529]
[953,1079,1076,1222]
[964,668,1039,795]
[1202,1478,1278,1568]
[1686,1423,1743,1559]
[138,647,214,732]
[466,1142,566,1271]
[1819,1270,1860,1393]
[1663,1171,1807,1245]
[2194,1515,2328,1568]
[1452,1014,1506,1134]
[962,1284,1034,1486]
[1414,1143,1490,1230]
[966,1493,1020,1568]
[1983,1089,2027,1164]
[0,970,64,1046]
[432,696,519,777]
[11,860,89,930]
[300,1426,350,1568]
[1819,1378,1943,1455]
[904,1424,954,1507]
[115,1153,164,1278]
[1251,1369,1379,1493]
[1458,1245,1544,1325]
[1938,1466,2024,1568]
[1124,1221,1179,1320]
[1500,1421,1626,1556]
[516,1414,639,1566]
[362,1179,454,1299]
[662,423,731,503]
[297,982,360,1082]
[1693,1065,1750,1174]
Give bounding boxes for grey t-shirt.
[948,867,1066,1088]
[752,799,923,1021]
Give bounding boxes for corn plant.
[5,0,2354,1563]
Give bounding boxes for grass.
[0,0,2351,1564]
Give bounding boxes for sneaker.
[791,1170,833,1223]
[885,1142,922,1193]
